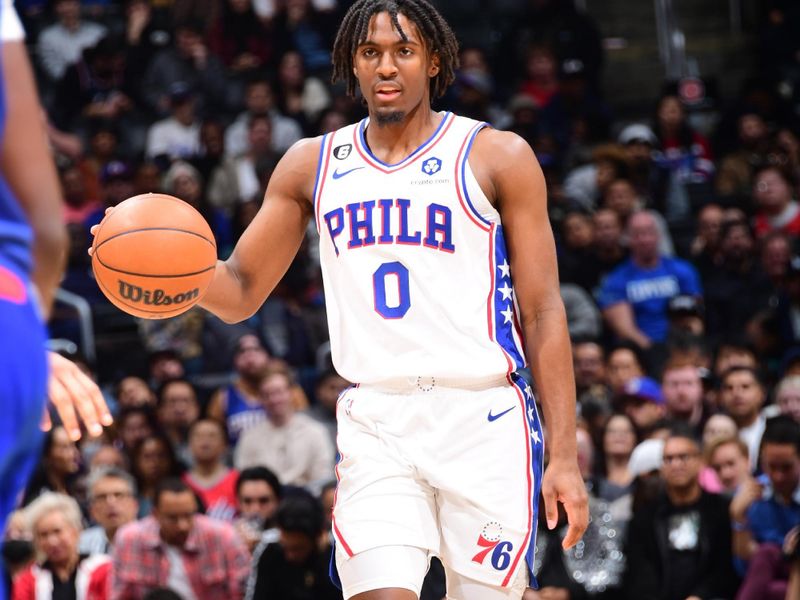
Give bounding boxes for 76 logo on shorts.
[471,522,514,571]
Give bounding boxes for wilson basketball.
[91,193,217,319]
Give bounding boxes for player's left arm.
[472,128,588,549]
[1,35,67,316]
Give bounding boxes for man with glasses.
[624,427,737,600]
[79,467,139,555]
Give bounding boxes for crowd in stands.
[5,0,800,598]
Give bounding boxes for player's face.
[354,12,439,125]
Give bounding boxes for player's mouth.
[375,85,401,101]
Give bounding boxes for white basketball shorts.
[330,373,544,594]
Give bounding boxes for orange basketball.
[91,193,217,319]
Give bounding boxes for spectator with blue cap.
[618,375,667,438]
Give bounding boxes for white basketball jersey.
[314,112,527,384]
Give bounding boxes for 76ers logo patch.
[471,522,514,571]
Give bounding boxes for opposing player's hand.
[44,351,113,440]
[541,459,588,549]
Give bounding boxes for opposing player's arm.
[1,40,67,317]
[472,129,588,548]
[199,137,319,323]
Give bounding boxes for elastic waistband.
[358,375,510,393]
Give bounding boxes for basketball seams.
[94,226,216,251]
[92,258,216,279]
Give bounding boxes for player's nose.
[376,53,398,77]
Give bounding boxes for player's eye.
[362,48,377,58]
[399,47,413,56]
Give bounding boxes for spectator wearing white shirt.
[224,78,302,157]
[37,0,106,81]
[145,83,200,161]
[234,369,334,488]
[209,113,279,217]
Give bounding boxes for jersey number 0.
[373,261,410,319]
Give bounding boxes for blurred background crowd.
[5,0,800,598]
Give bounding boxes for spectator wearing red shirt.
[182,420,238,522]
[111,478,250,600]
[517,43,559,111]
[752,164,800,238]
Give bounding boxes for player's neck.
[364,105,441,165]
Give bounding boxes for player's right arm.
[1,23,68,317]
[198,137,320,323]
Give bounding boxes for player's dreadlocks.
[332,0,459,100]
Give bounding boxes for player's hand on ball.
[44,351,113,441]
[541,459,588,549]
[87,207,115,257]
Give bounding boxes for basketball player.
[96,0,587,597]
[0,3,110,593]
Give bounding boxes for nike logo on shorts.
[487,406,515,422]
[332,166,365,179]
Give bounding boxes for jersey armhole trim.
[455,122,492,230]
[313,133,333,232]
[1,1,26,43]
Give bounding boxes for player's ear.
[428,53,440,77]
